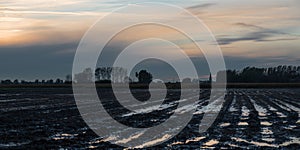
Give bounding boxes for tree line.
[0,79,66,85]
[0,67,154,85]
[216,65,300,83]
[2,65,299,85]
[73,67,154,84]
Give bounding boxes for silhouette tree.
[35,79,39,84]
[55,78,63,84]
[47,79,54,84]
[1,80,12,84]
[95,68,101,81]
[13,79,19,84]
[65,75,72,83]
[135,70,153,84]
[21,80,26,84]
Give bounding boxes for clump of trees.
[94,68,153,84]
[217,65,300,83]
[95,67,128,83]
[135,70,153,84]
[74,67,132,83]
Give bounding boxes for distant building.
[209,73,212,83]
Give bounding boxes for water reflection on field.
[0,88,299,149]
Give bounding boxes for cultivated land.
[0,88,299,149]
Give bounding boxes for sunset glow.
[0,0,299,79]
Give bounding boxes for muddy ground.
[0,88,299,149]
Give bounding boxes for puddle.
[89,136,117,144]
[280,102,300,113]
[116,132,144,144]
[195,97,224,114]
[258,112,267,117]
[269,107,277,111]
[250,98,268,117]
[220,123,231,127]
[176,103,198,114]
[241,117,249,120]
[261,121,272,126]
[132,134,171,149]
[88,145,98,149]
[122,104,170,117]
[262,138,275,142]
[185,136,206,144]
[51,133,78,140]
[281,137,300,146]
[284,125,297,130]
[232,137,300,147]
[276,112,287,118]
[202,139,219,148]
[232,137,277,147]
[238,122,248,126]
[228,143,239,148]
[169,141,185,146]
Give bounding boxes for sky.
[0,0,299,80]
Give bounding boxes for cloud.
[234,22,300,37]
[187,3,216,10]
[217,22,300,45]
[234,23,265,30]
[0,28,85,47]
[0,7,15,11]
[0,0,86,10]
[3,10,104,16]
[217,32,269,45]
[186,3,216,15]
[218,32,298,45]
